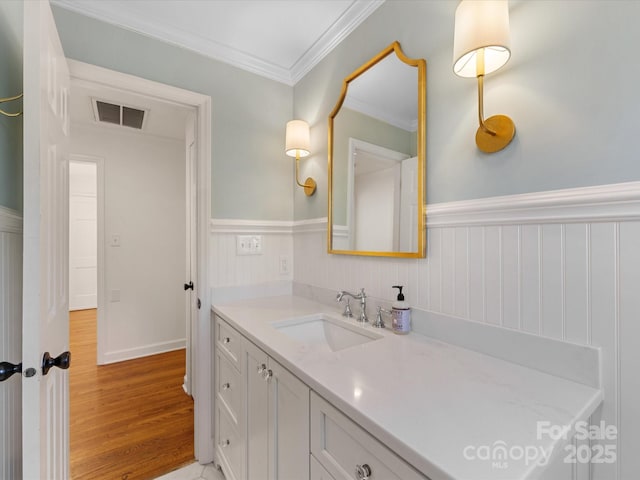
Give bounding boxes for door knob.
[42,351,71,376]
[0,361,21,382]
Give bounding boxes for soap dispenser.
[391,285,411,334]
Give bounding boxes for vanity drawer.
[310,392,428,480]
[311,454,337,480]
[216,349,243,427]
[215,405,244,480]
[216,315,242,369]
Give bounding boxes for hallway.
[69,309,194,479]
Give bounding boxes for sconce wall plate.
[476,114,515,153]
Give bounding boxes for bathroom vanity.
[212,295,602,480]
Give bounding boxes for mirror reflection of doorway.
[347,138,417,252]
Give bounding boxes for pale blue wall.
[0,1,23,212]
[293,0,640,220]
[51,6,294,221]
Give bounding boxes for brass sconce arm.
[0,92,23,117]
[294,152,317,196]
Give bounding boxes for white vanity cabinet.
[310,393,429,480]
[244,339,310,480]
[214,314,310,480]
[214,313,426,480]
[214,316,246,480]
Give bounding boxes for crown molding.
[52,0,385,86]
[289,0,385,85]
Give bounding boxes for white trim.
[210,218,293,234]
[0,206,22,234]
[53,1,384,86]
[101,339,186,364]
[426,181,640,227]
[289,0,385,85]
[293,217,327,234]
[68,59,213,463]
[210,217,328,235]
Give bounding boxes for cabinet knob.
[257,363,267,374]
[355,464,372,480]
[221,439,230,447]
[223,337,231,344]
[222,382,230,390]
[263,369,273,381]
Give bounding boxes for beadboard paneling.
[289,183,640,480]
[209,223,294,291]
[0,210,23,480]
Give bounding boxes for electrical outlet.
[279,255,291,275]
[236,235,263,255]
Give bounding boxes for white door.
[22,1,71,478]
[69,161,97,311]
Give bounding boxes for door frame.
[68,59,213,462]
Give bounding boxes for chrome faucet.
[336,288,368,323]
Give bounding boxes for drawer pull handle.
[263,369,273,381]
[222,382,230,390]
[355,464,372,480]
[223,337,231,344]
[221,439,230,447]
[257,363,267,374]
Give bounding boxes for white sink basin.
[273,314,382,352]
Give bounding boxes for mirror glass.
[328,42,426,257]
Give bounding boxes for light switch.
[236,235,263,255]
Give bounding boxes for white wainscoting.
[209,182,640,479]
[209,219,295,302]
[291,182,640,480]
[0,206,23,480]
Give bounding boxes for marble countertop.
[212,295,602,480]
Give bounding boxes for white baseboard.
[100,339,186,365]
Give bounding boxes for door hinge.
[184,281,194,291]
[197,298,201,309]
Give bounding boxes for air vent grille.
[94,100,146,130]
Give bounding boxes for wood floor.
[69,309,194,480]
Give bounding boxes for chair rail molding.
[426,181,640,227]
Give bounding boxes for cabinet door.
[269,359,310,480]
[244,340,270,480]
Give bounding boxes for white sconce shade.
[285,119,310,158]
[453,0,511,78]
[285,119,316,196]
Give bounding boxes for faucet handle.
[343,298,353,318]
[373,306,389,328]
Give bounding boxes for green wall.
[294,0,640,220]
[51,6,294,221]
[0,0,23,212]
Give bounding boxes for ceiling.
[52,0,385,86]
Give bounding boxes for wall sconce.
[285,119,316,196]
[0,93,23,117]
[453,0,515,153]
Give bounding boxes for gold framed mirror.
[328,42,426,257]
